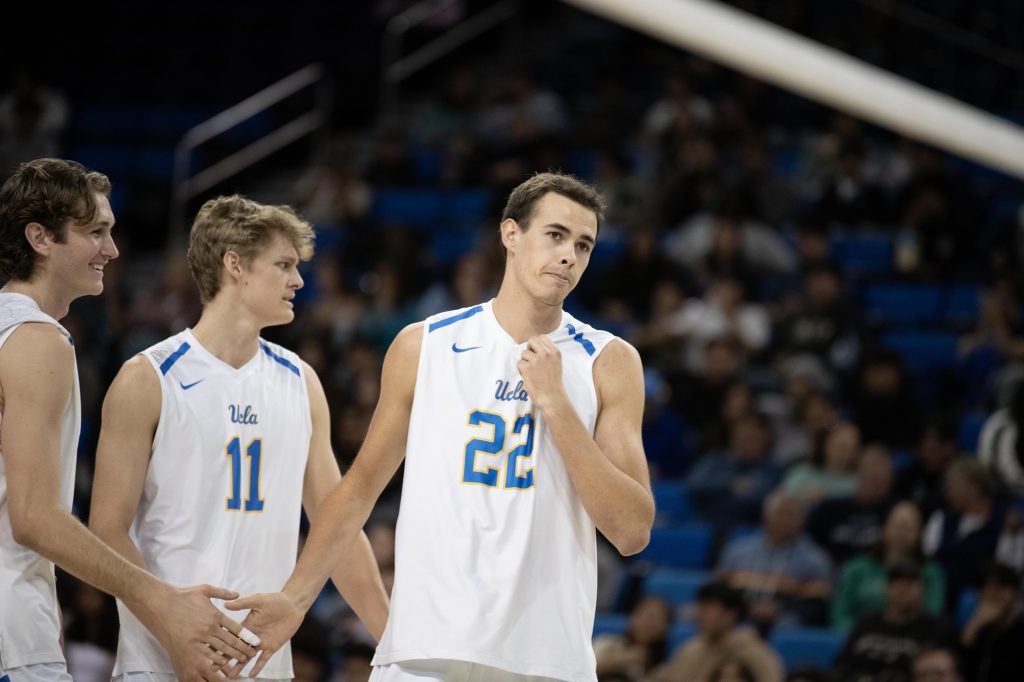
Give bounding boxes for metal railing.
[379,0,520,115]
[170,63,332,244]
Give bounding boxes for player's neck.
[1,279,73,320]
[191,299,262,369]
[492,286,563,344]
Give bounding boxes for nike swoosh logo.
[180,379,205,390]
[451,343,481,353]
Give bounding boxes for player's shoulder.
[0,320,75,367]
[257,336,304,379]
[560,311,622,359]
[421,302,487,336]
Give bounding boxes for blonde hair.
[187,194,314,303]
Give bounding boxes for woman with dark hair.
[594,596,672,681]
[831,501,946,631]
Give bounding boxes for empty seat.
[644,568,711,608]
[651,479,691,526]
[881,330,958,374]
[770,627,846,672]
[592,612,628,639]
[865,283,943,326]
[636,524,714,570]
[832,233,893,275]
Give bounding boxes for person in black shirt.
[807,445,894,564]
[834,561,954,682]
[959,563,1024,682]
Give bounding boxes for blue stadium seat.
[371,189,444,225]
[957,588,978,630]
[443,189,493,227]
[651,479,691,526]
[636,524,714,570]
[770,627,845,672]
[881,330,958,374]
[945,284,982,327]
[667,620,697,651]
[644,568,711,608]
[958,412,987,452]
[592,613,628,639]
[865,283,943,326]
[831,233,893,276]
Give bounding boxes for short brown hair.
[187,195,315,304]
[501,172,605,232]
[0,158,111,283]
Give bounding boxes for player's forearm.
[285,475,378,611]
[540,397,654,555]
[327,530,390,641]
[89,523,150,571]
[20,506,166,608]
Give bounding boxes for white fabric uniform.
[0,293,79,673]
[113,329,312,678]
[374,300,616,682]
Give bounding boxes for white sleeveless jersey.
[374,300,617,682]
[113,329,311,678]
[0,293,79,671]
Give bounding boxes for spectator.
[894,415,960,519]
[649,582,783,682]
[773,261,861,372]
[851,350,923,450]
[833,560,954,682]
[0,70,68,173]
[807,445,895,563]
[757,355,837,465]
[959,563,1024,682]
[717,491,833,630]
[831,501,946,632]
[911,647,963,682]
[593,595,672,681]
[666,336,743,455]
[810,137,891,228]
[687,411,783,529]
[923,458,1007,607]
[781,421,861,507]
[663,275,771,375]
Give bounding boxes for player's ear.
[223,249,244,280]
[24,222,53,257]
[500,218,519,254]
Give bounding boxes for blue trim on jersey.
[2,674,10,682]
[428,305,483,333]
[159,341,192,375]
[260,342,301,376]
[67,335,75,347]
[567,324,596,356]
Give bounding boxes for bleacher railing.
[379,0,521,116]
[170,63,332,245]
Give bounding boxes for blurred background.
[6,1,1024,680]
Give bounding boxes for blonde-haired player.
[89,195,388,680]
[234,172,655,682]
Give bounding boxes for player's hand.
[157,584,260,681]
[225,591,305,677]
[517,335,566,411]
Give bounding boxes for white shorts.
[113,673,284,682]
[370,660,564,682]
[0,663,73,682]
